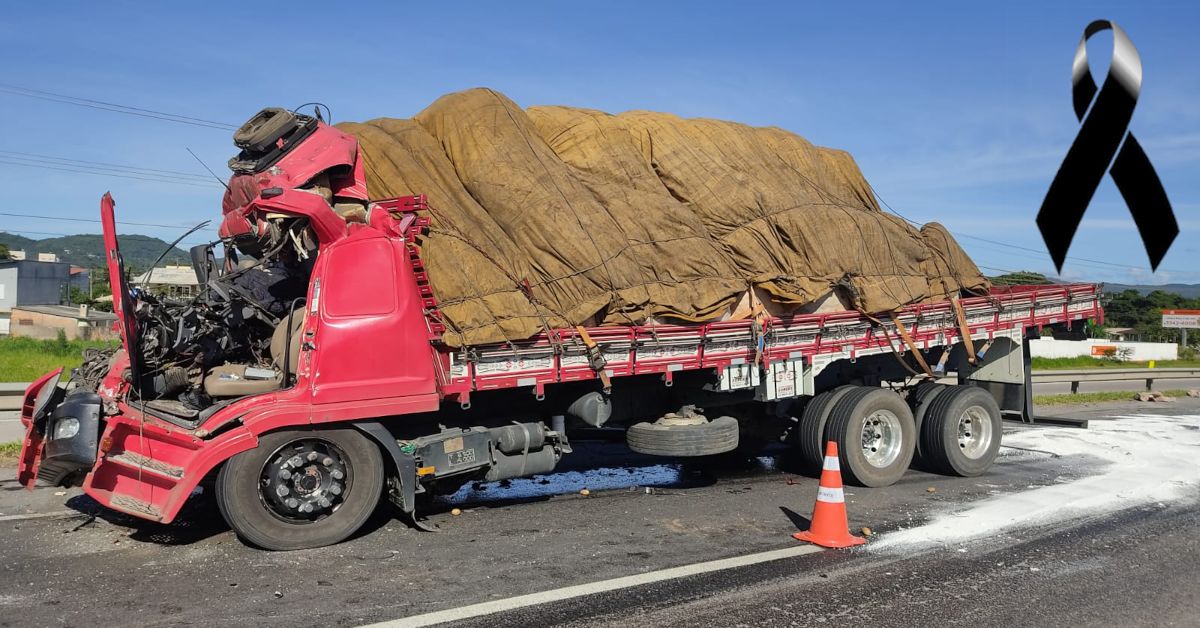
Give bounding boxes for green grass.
[1031,356,1200,370]
[0,441,21,463]
[1033,389,1192,406]
[0,336,118,382]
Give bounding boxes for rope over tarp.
[336,88,988,347]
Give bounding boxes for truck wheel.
[909,382,948,462]
[626,416,739,457]
[825,388,916,487]
[216,428,384,550]
[920,386,1002,477]
[797,385,855,469]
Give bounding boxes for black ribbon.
[1037,19,1178,272]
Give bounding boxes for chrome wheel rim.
[259,439,352,523]
[957,405,992,459]
[860,409,903,468]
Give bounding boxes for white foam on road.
[874,414,1200,550]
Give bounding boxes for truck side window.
[322,238,397,317]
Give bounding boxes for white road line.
[359,544,825,628]
[0,510,86,522]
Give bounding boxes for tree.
[0,243,9,259]
[1102,288,1200,345]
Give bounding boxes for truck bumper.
[16,369,64,489]
[37,390,102,486]
[17,372,102,489]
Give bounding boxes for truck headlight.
[53,417,80,440]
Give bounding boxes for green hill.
[0,232,189,270]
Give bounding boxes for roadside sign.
[1162,309,1200,329]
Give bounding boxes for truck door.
[307,230,438,405]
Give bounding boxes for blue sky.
[0,1,1196,284]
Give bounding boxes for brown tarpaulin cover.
[337,88,987,347]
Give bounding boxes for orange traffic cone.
[793,441,866,548]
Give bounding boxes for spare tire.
[626,416,739,457]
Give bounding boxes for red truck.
[16,109,1103,550]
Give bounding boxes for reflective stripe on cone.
[792,440,866,549]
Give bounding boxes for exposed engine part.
[72,347,118,392]
[125,229,312,415]
[150,366,190,398]
[566,391,612,427]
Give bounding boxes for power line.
[0,155,218,185]
[0,158,222,188]
[0,149,216,181]
[0,83,236,130]
[0,211,219,232]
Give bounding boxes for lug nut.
[285,498,299,509]
[329,484,343,496]
[322,457,334,466]
[288,455,303,467]
[307,451,319,462]
[299,503,313,513]
[331,470,344,480]
[275,485,289,497]
[279,469,292,480]
[318,497,332,508]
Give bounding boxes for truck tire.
[626,416,739,457]
[797,385,856,469]
[216,428,384,551]
[920,386,1002,477]
[909,382,948,462]
[825,387,916,487]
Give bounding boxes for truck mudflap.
[16,368,64,489]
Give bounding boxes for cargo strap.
[950,296,978,365]
[575,326,612,393]
[749,288,768,367]
[889,313,934,378]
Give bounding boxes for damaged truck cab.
[18,112,567,549]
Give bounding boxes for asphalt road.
[0,399,1197,627]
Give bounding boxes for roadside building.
[132,264,200,298]
[0,259,91,335]
[7,304,117,340]
[1103,327,1139,342]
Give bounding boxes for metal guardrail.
[1029,368,1200,393]
[3,368,1198,410]
[0,382,28,411]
